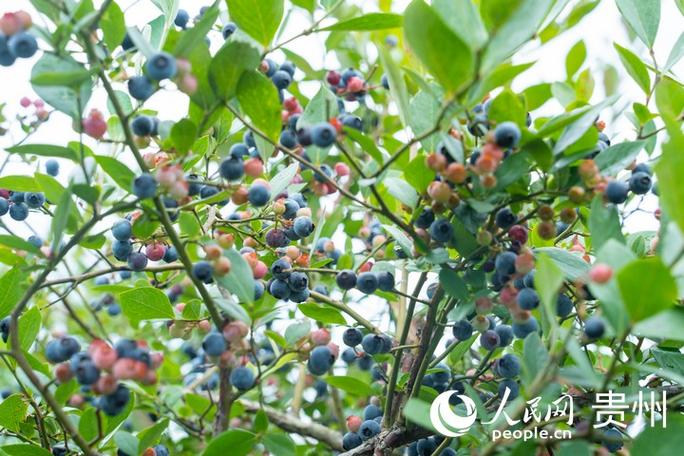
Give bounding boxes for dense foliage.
[0,0,683,455]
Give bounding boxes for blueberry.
[308,345,333,375]
[416,208,436,229]
[280,61,296,77]
[282,198,299,219]
[27,235,42,248]
[341,115,363,130]
[8,32,38,58]
[248,184,270,207]
[111,220,132,241]
[355,272,378,294]
[0,198,8,216]
[202,332,226,356]
[230,366,255,390]
[363,404,382,420]
[9,203,29,221]
[493,121,521,148]
[107,303,121,316]
[629,171,652,194]
[269,279,291,300]
[452,320,473,340]
[289,288,310,303]
[311,122,337,147]
[494,251,516,275]
[584,316,605,339]
[45,337,81,364]
[114,339,138,358]
[131,115,155,136]
[376,271,394,291]
[343,328,363,347]
[74,360,100,385]
[341,348,357,364]
[416,437,437,455]
[497,354,520,378]
[296,127,312,146]
[10,192,24,203]
[556,293,573,317]
[218,156,244,181]
[512,316,539,339]
[480,330,500,351]
[174,9,190,28]
[230,143,250,158]
[127,252,148,271]
[359,419,380,440]
[146,52,177,81]
[633,163,652,175]
[163,246,178,263]
[495,208,516,229]
[121,33,135,51]
[361,334,383,355]
[128,76,155,101]
[271,70,292,90]
[601,427,623,452]
[193,261,213,283]
[605,180,629,204]
[498,379,519,399]
[429,219,453,243]
[517,288,539,310]
[100,384,130,416]
[199,185,219,200]
[112,239,132,261]
[221,22,237,39]
[45,159,59,176]
[293,216,314,237]
[495,324,513,346]
[523,270,535,288]
[342,432,363,450]
[336,270,357,290]
[287,271,308,291]
[432,364,451,384]
[270,258,292,280]
[279,129,297,148]
[132,173,157,199]
[24,192,45,208]
[153,446,169,456]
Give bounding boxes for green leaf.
[378,46,410,127]
[209,40,261,100]
[170,119,197,154]
[408,88,442,151]
[30,67,92,87]
[125,26,156,58]
[174,4,218,57]
[384,177,418,207]
[94,155,136,191]
[321,13,402,31]
[665,31,684,72]
[635,308,684,342]
[655,127,684,233]
[79,407,99,441]
[522,332,549,384]
[588,196,624,251]
[651,348,684,377]
[1,445,52,456]
[215,249,256,304]
[402,398,437,432]
[594,140,644,175]
[324,376,373,396]
[552,96,616,155]
[0,394,29,432]
[383,224,413,257]
[488,89,526,127]
[617,257,677,322]
[0,235,41,255]
[480,0,553,72]
[291,0,315,13]
[534,247,589,280]
[270,163,299,197]
[226,0,284,46]
[263,433,296,456]
[237,70,282,144]
[439,269,467,300]
[203,429,256,456]
[138,418,169,450]
[50,189,73,254]
[31,54,92,119]
[6,144,78,161]
[0,175,38,192]
[535,253,564,327]
[565,40,586,79]
[0,268,29,319]
[284,320,310,345]
[631,414,684,456]
[404,0,474,93]
[615,0,660,48]
[614,43,651,93]
[114,432,138,456]
[119,287,174,327]
[433,0,487,51]
[14,307,41,352]
[298,303,346,324]
[101,1,126,52]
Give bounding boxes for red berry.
[346,76,364,93]
[145,242,166,261]
[589,263,613,284]
[326,70,341,86]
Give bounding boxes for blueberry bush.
[0,0,683,455]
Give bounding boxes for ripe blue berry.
[556,293,573,317]
[512,316,539,339]
[270,258,292,280]
[517,288,539,310]
[0,198,8,216]
[24,192,45,209]
[498,379,519,399]
[601,427,623,452]
[279,129,297,148]
[269,279,291,300]
[496,354,521,378]
[343,432,363,450]
[132,173,157,198]
[230,366,255,390]
[605,180,629,204]
[222,22,237,39]
[146,52,177,81]
[128,75,155,101]
[633,163,651,175]
[495,208,516,229]
[494,251,517,275]
[336,270,357,290]
[361,334,383,355]
[452,320,473,340]
[45,159,59,176]
[163,246,178,263]
[308,345,333,375]
[480,330,500,351]
[193,261,213,283]
[271,70,292,90]
[343,327,363,347]
[219,156,244,181]
[202,332,226,356]
[0,35,16,66]
[341,348,357,364]
[280,61,296,77]
[287,271,308,291]
[74,359,100,385]
[45,337,81,364]
[495,324,514,346]
[248,184,270,207]
[494,121,521,148]
[27,235,42,248]
[359,419,380,440]
[584,316,605,339]
[376,271,394,292]
[111,220,132,241]
[127,252,148,271]
[9,203,29,221]
[8,32,38,58]
[429,219,453,243]
[174,9,190,28]
[363,404,382,420]
[131,115,155,136]
[311,122,337,147]
[356,272,378,294]
[629,171,652,195]
[293,216,314,237]
[341,114,362,130]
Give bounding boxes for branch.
[309,289,381,334]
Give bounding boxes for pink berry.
[20,97,31,107]
[145,242,166,261]
[346,415,362,432]
[253,261,268,279]
[589,263,613,284]
[346,76,364,93]
[244,157,264,177]
[83,110,107,139]
[334,162,350,176]
[310,328,331,346]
